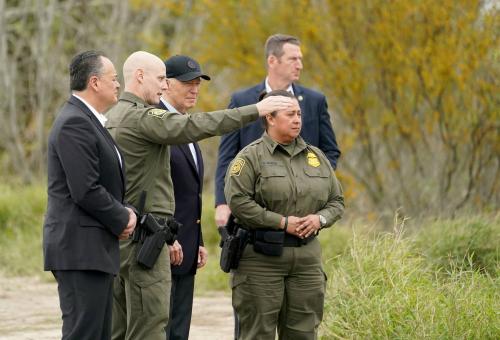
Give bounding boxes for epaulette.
[247,139,263,147]
[240,139,263,155]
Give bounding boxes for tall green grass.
[413,216,499,276]
[0,182,47,276]
[320,216,500,339]
[1,184,498,337]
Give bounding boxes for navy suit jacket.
[43,95,129,275]
[215,81,341,206]
[159,101,205,276]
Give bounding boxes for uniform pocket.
[259,167,288,204]
[136,277,169,317]
[303,166,330,178]
[301,167,330,205]
[128,243,170,319]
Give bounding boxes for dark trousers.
[53,270,114,340]
[165,274,195,340]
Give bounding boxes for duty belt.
[283,233,316,247]
[247,229,315,247]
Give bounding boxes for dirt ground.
[0,275,234,340]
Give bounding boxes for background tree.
[176,0,499,217]
[0,0,174,181]
[0,0,498,217]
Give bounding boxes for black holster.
[219,217,248,273]
[136,230,166,269]
[136,214,182,269]
[251,229,285,256]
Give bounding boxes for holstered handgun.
[133,191,182,269]
[136,215,182,269]
[219,215,248,273]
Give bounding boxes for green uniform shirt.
[225,133,344,229]
[106,92,259,216]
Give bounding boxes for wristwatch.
[318,215,327,228]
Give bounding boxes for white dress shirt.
[265,77,294,95]
[160,97,198,170]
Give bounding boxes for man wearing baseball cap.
[161,55,210,340]
[165,54,211,81]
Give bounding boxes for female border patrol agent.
[225,90,344,340]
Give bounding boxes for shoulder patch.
[148,109,167,119]
[307,152,320,167]
[230,158,246,176]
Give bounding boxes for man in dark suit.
[43,50,136,340]
[215,33,341,228]
[160,55,210,340]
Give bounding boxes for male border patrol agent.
[106,51,294,340]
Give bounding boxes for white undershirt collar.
[265,77,294,94]
[160,97,199,170]
[72,94,122,167]
[72,94,107,127]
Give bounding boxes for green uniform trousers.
[232,237,326,340]
[112,240,171,340]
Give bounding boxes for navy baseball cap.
[164,55,211,81]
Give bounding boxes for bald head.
[123,51,164,85]
[122,51,167,105]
